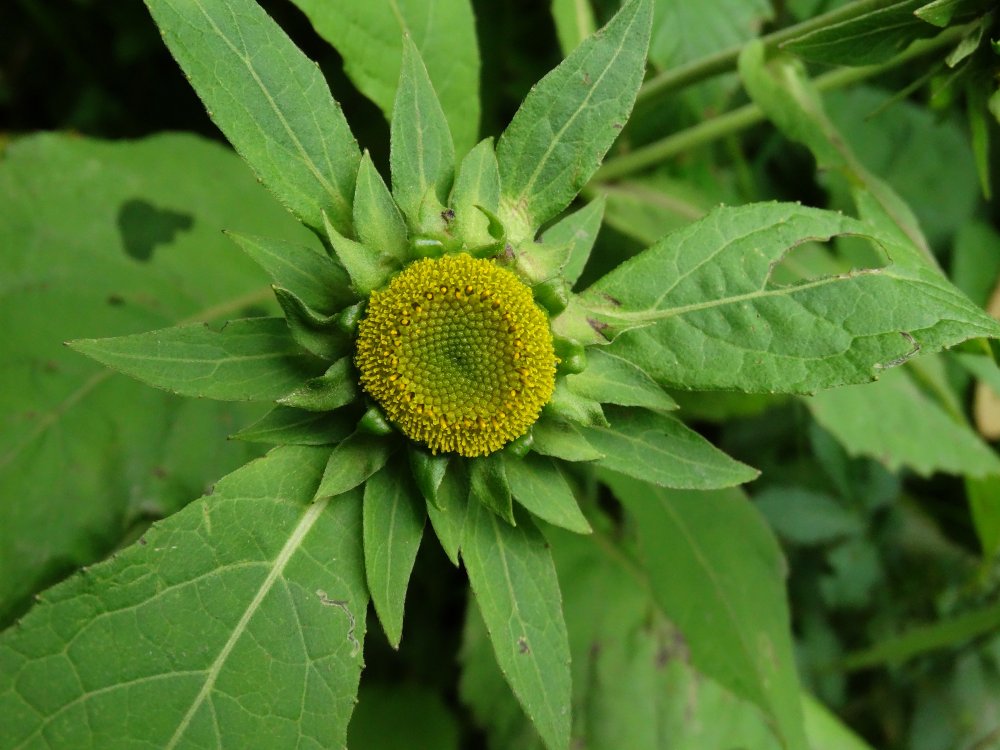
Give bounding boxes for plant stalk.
[596,27,965,182]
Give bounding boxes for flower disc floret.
[355,253,557,457]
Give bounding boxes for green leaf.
[226,232,353,314]
[470,454,515,524]
[841,600,1000,671]
[408,448,451,508]
[583,407,758,489]
[496,0,652,241]
[318,432,394,498]
[426,461,470,566]
[781,0,936,65]
[68,317,324,402]
[551,0,597,55]
[324,211,399,295]
[566,348,677,412]
[233,406,355,446]
[541,196,606,287]
[504,453,591,534]
[450,138,503,249]
[966,475,1000,560]
[802,694,876,750]
[461,520,786,750]
[364,458,426,649]
[605,475,809,750]
[278,357,356,412]
[0,133,302,624]
[915,0,993,27]
[585,203,1000,393]
[354,151,410,262]
[806,365,1000,477]
[272,286,348,360]
[531,418,604,462]
[462,502,572,750]
[545,381,608,427]
[0,446,368,749]
[144,0,361,234]
[348,683,460,750]
[390,35,456,225]
[754,487,864,545]
[287,0,480,155]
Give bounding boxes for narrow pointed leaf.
[278,357,356,412]
[461,502,571,750]
[566,348,677,412]
[364,459,426,649]
[426,461,470,566]
[272,286,348,360]
[451,138,502,248]
[585,203,1000,393]
[504,453,591,534]
[144,0,361,233]
[551,0,597,55]
[496,0,651,240]
[470,454,515,525]
[582,407,759,489]
[409,448,451,508]
[0,446,368,749]
[233,406,355,446]
[354,151,409,262]
[226,232,353,314]
[287,0,480,154]
[391,36,456,224]
[781,0,936,66]
[324,212,398,295]
[541,196,606,286]
[68,318,325,401]
[605,475,808,750]
[531,419,604,463]
[318,432,394,497]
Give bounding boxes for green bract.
[2,2,999,750]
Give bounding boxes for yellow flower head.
[355,253,557,456]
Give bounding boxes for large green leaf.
[461,502,571,750]
[806,365,1000,477]
[605,475,808,750]
[363,459,426,649]
[583,203,1000,393]
[0,446,368,749]
[496,0,652,241]
[144,0,361,234]
[582,407,759,488]
[0,133,310,626]
[288,0,480,155]
[69,318,324,402]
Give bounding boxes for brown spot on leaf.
[517,637,530,654]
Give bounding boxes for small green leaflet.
[0,446,368,750]
[462,502,572,750]
[504,453,591,534]
[497,0,652,242]
[144,0,361,234]
[69,318,325,402]
[584,203,1000,393]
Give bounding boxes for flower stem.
[595,27,965,182]
[636,0,905,107]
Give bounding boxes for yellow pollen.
[355,253,557,457]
